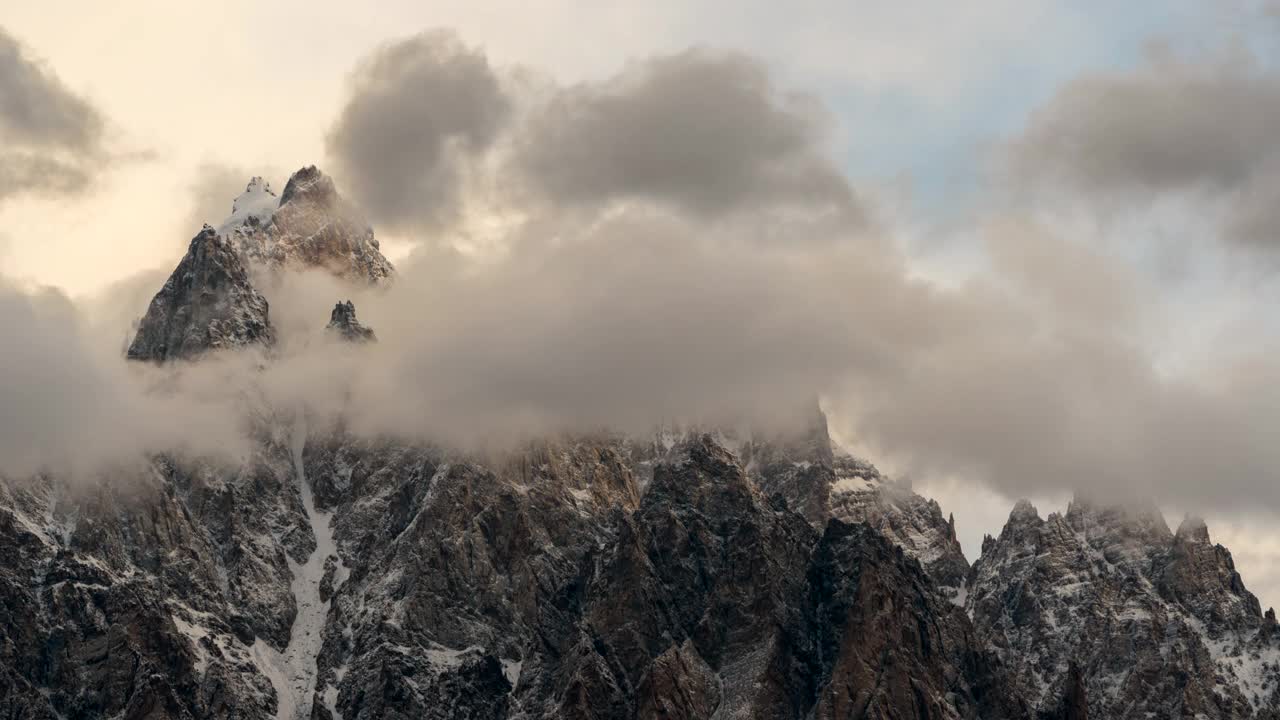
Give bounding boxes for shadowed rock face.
[326,300,376,342]
[127,225,274,362]
[1053,663,1088,720]
[279,165,335,207]
[538,435,1026,720]
[285,432,1029,720]
[0,435,309,720]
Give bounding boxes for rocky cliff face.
[0,420,1030,719]
[127,225,275,362]
[968,498,1280,719]
[297,431,1028,720]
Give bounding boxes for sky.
[3,0,1280,605]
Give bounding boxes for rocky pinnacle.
[127,225,274,362]
[325,300,376,343]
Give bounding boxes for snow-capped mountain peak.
[233,165,394,284]
[217,176,279,235]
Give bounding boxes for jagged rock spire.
[127,164,393,363]
[1175,513,1211,543]
[1009,498,1040,521]
[217,165,395,285]
[969,493,1275,717]
[279,165,337,207]
[127,225,274,362]
[263,166,394,284]
[326,299,376,343]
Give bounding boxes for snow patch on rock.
[263,421,350,719]
[171,615,211,675]
[502,659,523,690]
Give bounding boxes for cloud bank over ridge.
[0,23,1277,528]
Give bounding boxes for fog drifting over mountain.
[0,27,1276,529]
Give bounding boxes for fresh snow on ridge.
[218,177,278,235]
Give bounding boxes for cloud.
[1010,54,1278,193]
[1225,168,1280,248]
[832,217,1280,513]
[326,39,865,238]
[0,27,106,201]
[5,29,1280,529]
[0,151,93,198]
[0,275,247,479]
[1007,48,1280,248]
[333,212,906,441]
[512,49,862,223]
[9,191,1279,520]
[326,29,511,235]
[216,202,1280,518]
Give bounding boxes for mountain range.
[2,167,1276,719]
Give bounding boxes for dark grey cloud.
[0,28,101,150]
[1008,51,1280,247]
[1011,56,1280,193]
[513,50,862,223]
[0,151,93,198]
[327,40,864,236]
[326,29,510,234]
[0,27,106,201]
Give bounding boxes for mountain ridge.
[4,165,1276,718]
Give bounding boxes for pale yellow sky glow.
[0,0,1084,294]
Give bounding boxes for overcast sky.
[3,0,1280,606]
